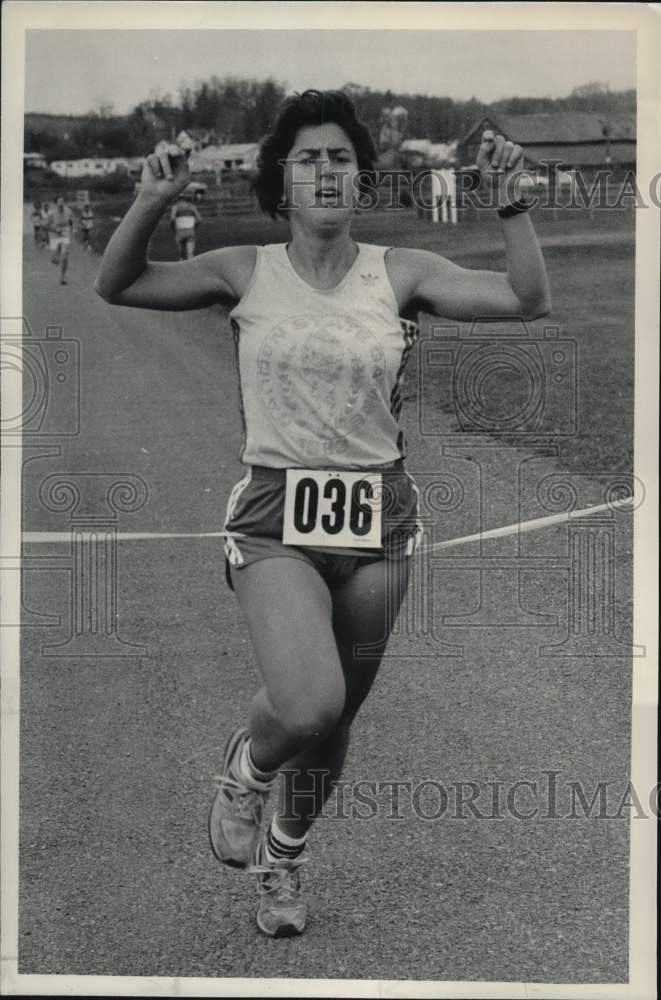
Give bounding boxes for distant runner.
[47,196,74,284]
[170,193,201,259]
[40,202,50,246]
[30,201,46,248]
[80,202,94,252]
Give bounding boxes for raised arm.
[392,131,551,322]
[94,142,253,311]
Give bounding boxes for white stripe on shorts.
[222,468,253,566]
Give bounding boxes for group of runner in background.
[30,196,95,284]
[29,189,201,285]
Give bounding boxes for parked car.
[184,181,207,200]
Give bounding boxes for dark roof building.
[458,111,636,170]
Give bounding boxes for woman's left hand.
[476,129,524,207]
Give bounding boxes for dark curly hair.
[252,89,377,219]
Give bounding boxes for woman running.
[95,90,550,939]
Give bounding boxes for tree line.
[25,77,635,163]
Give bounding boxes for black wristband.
[497,198,532,218]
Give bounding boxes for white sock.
[236,739,277,791]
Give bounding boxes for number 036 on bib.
[283,470,383,548]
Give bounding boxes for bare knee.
[278,692,345,747]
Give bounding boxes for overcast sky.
[25,29,636,116]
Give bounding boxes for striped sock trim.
[264,816,307,863]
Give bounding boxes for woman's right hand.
[138,138,192,203]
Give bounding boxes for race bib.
[283,469,382,548]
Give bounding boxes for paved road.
[17,230,633,984]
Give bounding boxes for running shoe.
[208,726,270,868]
[249,838,308,938]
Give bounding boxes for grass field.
[84,196,635,477]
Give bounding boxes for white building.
[50,158,111,177]
[400,139,458,167]
[49,156,141,178]
[24,152,48,169]
[189,143,260,174]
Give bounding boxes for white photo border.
[1,3,658,998]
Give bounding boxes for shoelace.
[249,858,309,901]
[212,774,267,823]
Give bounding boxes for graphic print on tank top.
[256,312,388,459]
[230,243,420,468]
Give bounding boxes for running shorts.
[50,235,71,252]
[223,461,421,591]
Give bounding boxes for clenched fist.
[476,130,525,206]
[138,131,194,203]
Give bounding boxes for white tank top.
[228,242,419,469]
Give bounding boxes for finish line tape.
[21,496,635,550]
